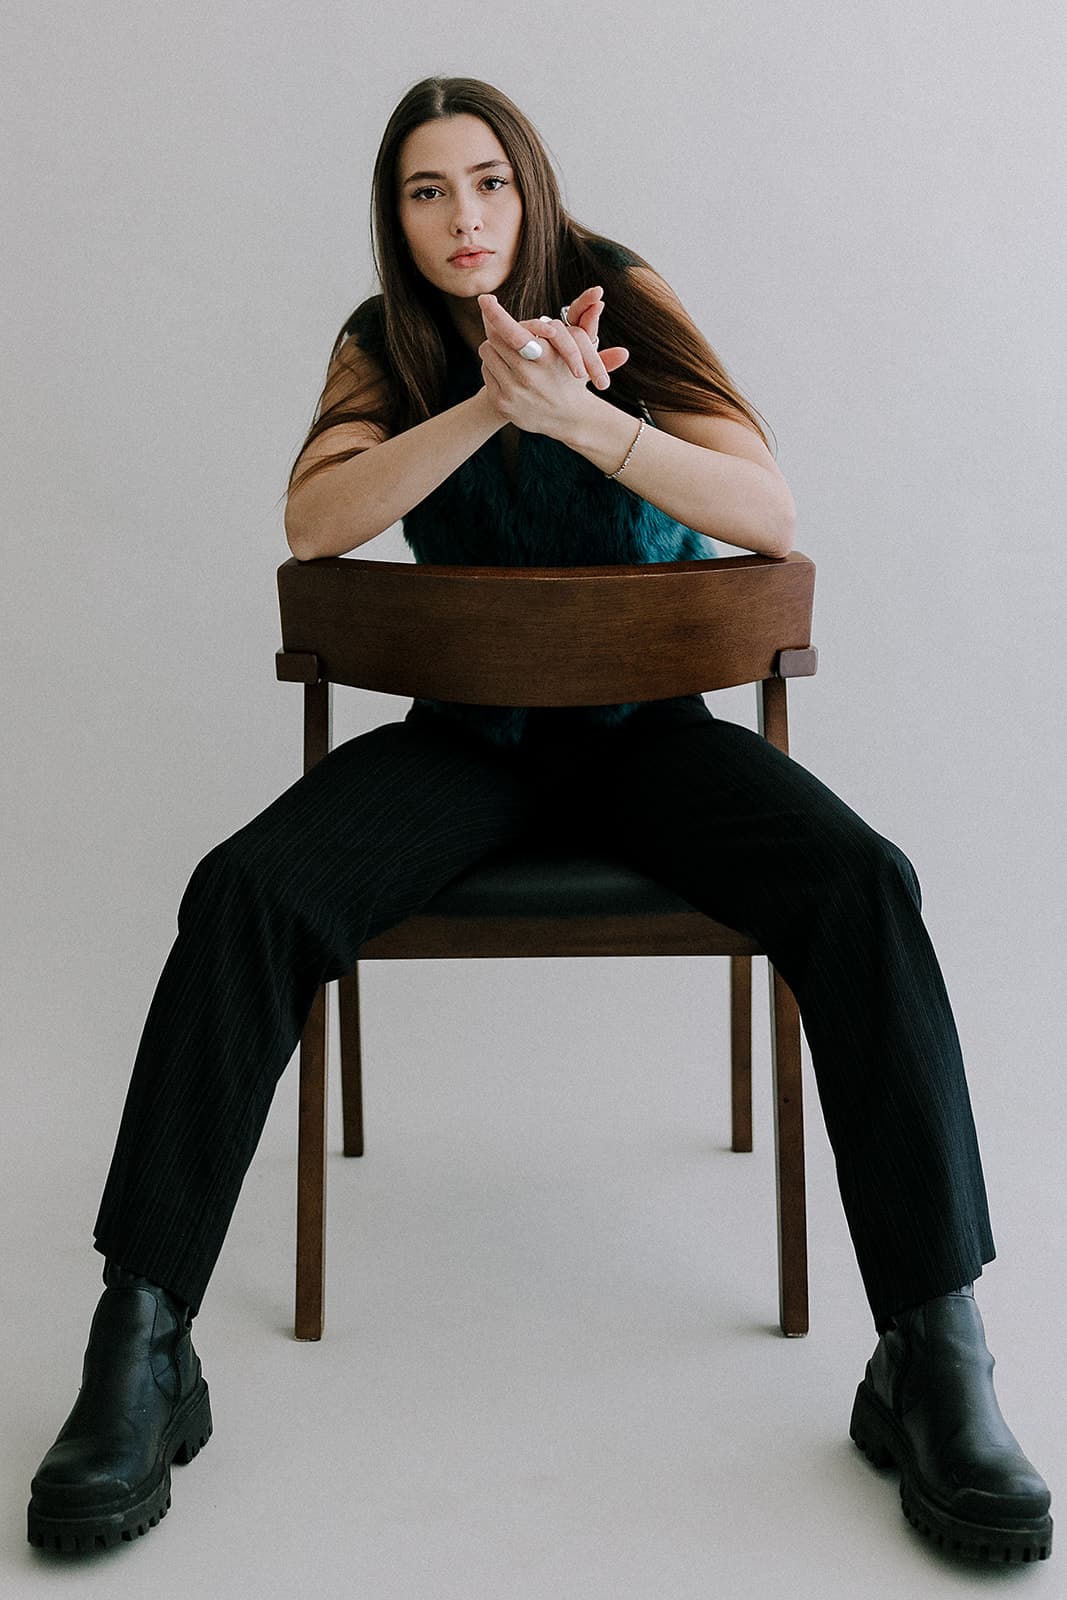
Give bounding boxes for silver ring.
[518,339,544,361]
[560,304,571,326]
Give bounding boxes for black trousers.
[94,696,995,1332]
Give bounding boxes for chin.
[465,257,512,290]
[447,272,510,304]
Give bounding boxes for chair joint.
[276,649,322,685]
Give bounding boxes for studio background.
[3,3,1065,1596]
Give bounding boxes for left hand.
[477,293,629,438]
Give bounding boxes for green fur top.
[343,270,716,749]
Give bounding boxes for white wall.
[4,1,1065,1287]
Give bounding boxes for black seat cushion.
[422,845,701,919]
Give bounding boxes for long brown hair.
[289,76,772,497]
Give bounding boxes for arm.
[285,373,503,562]
[478,276,797,559]
[564,400,797,559]
[285,289,623,563]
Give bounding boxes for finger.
[482,325,551,381]
[480,356,503,401]
[479,337,523,382]
[567,324,611,390]
[479,342,521,416]
[566,285,604,325]
[527,317,588,380]
[524,316,610,389]
[538,316,608,388]
[478,293,545,358]
[577,300,603,345]
[600,345,630,374]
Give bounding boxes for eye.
[481,175,508,192]
[410,185,442,202]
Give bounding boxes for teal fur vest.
[343,291,717,750]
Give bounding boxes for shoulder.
[575,237,689,324]
[584,235,648,273]
[341,295,388,361]
[575,236,687,327]
[322,295,391,398]
[580,237,682,303]
[626,262,688,315]
[309,296,393,441]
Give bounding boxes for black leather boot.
[850,1284,1052,1562]
[27,1264,212,1553]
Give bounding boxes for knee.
[878,835,922,909]
[176,833,266,930]
[176,830,355,974]
[846,830,922,912]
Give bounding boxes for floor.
[3,956,1061,1600]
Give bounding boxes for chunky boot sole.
[27,1379,212,1554]
[850,1378,1053,1563]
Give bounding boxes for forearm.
[285,389,504,561]
[560,392,796,558]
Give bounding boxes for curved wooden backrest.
[276,552,815,706]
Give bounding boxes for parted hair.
[289,76,771,497]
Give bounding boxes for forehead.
[398,114,510,179]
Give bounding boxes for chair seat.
[357,845,761,960]
[422,844,706,919]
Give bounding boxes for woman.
[28,76,1051,1564]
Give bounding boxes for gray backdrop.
[3,4,1065,1586]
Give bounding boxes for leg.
[570,702,1049,1561]
[338,967,364,1157]
[30,712,539,1551]
[92,711,539,1315]
[769,965,808,1337]
[562,701,993,1328]
[729,956,752,1155]
[295,975,329,1341]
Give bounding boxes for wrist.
[555,389,642,469]
[469,385,508,437]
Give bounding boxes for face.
[396,114,524,303]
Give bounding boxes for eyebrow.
[402,159,512,185]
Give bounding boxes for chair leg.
[769,964,809,1337]
[730,955,753,1152]
[338,965,365,1158]
[295,979,329,1341]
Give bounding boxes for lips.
[448,249,493,267]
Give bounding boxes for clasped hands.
[477,287,630,437]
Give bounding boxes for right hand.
[514,285,630,392]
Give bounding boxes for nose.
[450,198,483,238]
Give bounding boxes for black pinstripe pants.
[93,695,995,1331]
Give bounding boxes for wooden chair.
[276,552,818,1343]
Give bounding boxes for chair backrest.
[276,553,816,707]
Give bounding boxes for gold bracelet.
[604,418,645,480]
